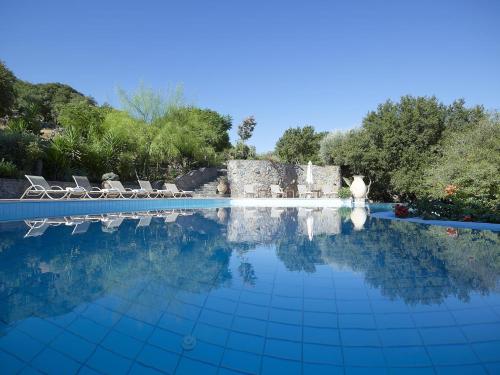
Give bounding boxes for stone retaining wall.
[227,160,341,198]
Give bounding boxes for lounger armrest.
[91,187,103,191]
[50,185,65,190]
[125,188,134,192]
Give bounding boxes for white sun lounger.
[163,183,193,198]
[138,180,172,198]
[21,175,86,200]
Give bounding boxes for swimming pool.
[0,206,499,374]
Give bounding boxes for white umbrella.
[306,215,314,241]
[306,161,314,187]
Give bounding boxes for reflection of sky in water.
[0,207,499,374]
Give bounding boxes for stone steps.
[192,169,228,197]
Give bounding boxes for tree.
[423,113,500,209]
[275,125,326,164]
[117,83,184,124]
[321,96,485,200]
[0,61,16,117]
[237,116,257,142]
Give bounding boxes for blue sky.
[1,0,499,151]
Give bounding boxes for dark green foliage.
[320,96,486,201]
[0,130,44,175]
[338,186,351,199]
[0,159,18,178]
[14,81,95,127]
[0,61,16,117]
[275,125,326,164]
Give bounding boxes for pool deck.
[371,210,500,232]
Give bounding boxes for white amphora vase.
[350,175,367,199]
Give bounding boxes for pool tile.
[337,300,373,314]
[31,348,80,374]
[158,312,194,335]
[205,296,238,314]
[68,316,109,344]
[236,302,269,320]
[452,308,499,325]
[148,327,183,354]
[379,328,422,346]
[419,327,466,345]
[0,349,26,374]
[101,330,143,359]
[184,340,224,365]
[338,314,376,329]
[303,298,337,313]
[18,366,44,375]
[303,311,338,328]
[176,357,217,375]
[383,346,431,366]
[0,329,45,362]
[125,303,163,326]
[227,331,265,354]
[261,356,301,375]
[427,344,479,365]
[303,343,343,365]
[87,347,132,375]
[95,295,131,315]
[412,311,455,327]
[209,287,241,302]
[168,300,201,321]
[472,341,500,362]
[81,303,122,327]
[50,331,96,362]
[341,329,381,346]
[267,322,302,342]
[221,349,262,374]
[461,323,500,342]
[137,344,179,373]
[343,347,386,366]
[271,295,303,310]
[232,316,267,336]
[193,323,228,346]
[240,290,272,306]
[128,362,164,375]
[375,313,415,329]
[113,316,154,342]
[303,362,343,375]
[264,338,301,360]
[303,326,340,345]
[199,309,233,329]
[435,364,487,374]
[15,317,63,344]
[269,307,302,325]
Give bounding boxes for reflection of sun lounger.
[101,216,124,231]
[164,212,179,223]
[72,221,91,235]
[136,216,152,228]
[24,218,66,238]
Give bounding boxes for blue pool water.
[0,206,499,374]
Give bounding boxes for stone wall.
[227,160,341,198]
[174,167,219,191]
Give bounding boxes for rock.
[102,172,119,181]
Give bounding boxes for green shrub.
[0,158,18,178]
[338,186,351,199]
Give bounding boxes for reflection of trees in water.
[0,210,499,324]
[0,214,232,324]
[316,220,500,304]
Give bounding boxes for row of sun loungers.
[20,175,193,200]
